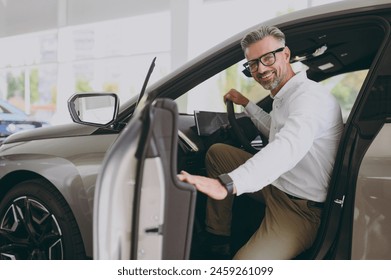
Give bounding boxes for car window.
[322,70,369,122]
[177,58,367,123]
[176,59,269,114]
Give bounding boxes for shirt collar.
[272,71,307,101]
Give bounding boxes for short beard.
[261,77,281,91]
[256,71,283,91]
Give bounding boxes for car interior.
[165,17,389,259]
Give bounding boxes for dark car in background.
[0,0,390,260]
[0,99,46,143]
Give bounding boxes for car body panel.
[93,118,141,259]
[94,98,196,260]
[0,133,118,255]
[352,122,391,259]
[3,122,99,144]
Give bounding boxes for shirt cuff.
[228,170,244,196]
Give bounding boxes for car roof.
[119,0,391,115]
[159,0,390,83]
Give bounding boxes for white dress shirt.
[228,71,344,202]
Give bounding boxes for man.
[178,26,343,259]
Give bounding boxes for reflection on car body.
[0,0,391,260]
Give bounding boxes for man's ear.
[284,46,291,62]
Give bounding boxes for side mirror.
[68,93,119,127]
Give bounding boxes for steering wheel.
[226,100,262,155]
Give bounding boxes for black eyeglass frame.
[243,46,286,74]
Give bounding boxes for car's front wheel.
[0,179,86,260]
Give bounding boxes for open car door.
[93,98,197,259]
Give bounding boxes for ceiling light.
[318,62,334,70]
[291,44,327,63]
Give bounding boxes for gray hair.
[240,26,285,52]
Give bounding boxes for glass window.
[322,70,369,122]
[176,60,315,115]
[30,65,58,120]
[5,68,25,111]
[177,59,367,124]
[176,59,269,115]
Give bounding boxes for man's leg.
[204,143,252,236]
[233,185,322,260]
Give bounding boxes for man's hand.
[224,89,249,107]
[177,171,229,200]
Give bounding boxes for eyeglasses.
[243,47,285,73]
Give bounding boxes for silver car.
[1,0,391,260]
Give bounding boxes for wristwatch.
[217,173,234,195]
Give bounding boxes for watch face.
[218,174,229,184]
[218,174,233,194]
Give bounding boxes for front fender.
[0,133,118,257]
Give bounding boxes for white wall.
[0,0,170,37]
[0,0,343,124]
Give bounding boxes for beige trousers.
[205,143,322,259]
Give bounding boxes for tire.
[0,179,86,260]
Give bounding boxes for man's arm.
[244,101,271,137]
[225,89,271,137]
[177,171,236,200]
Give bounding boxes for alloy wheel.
[0,196,64,260]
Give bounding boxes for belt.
[285,193,324,209]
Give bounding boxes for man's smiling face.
[245,36,292,95]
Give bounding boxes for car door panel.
[93,98,196,260]
[352,123,391,259]
[331,30,391,259]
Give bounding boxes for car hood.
[2,122,98,144]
